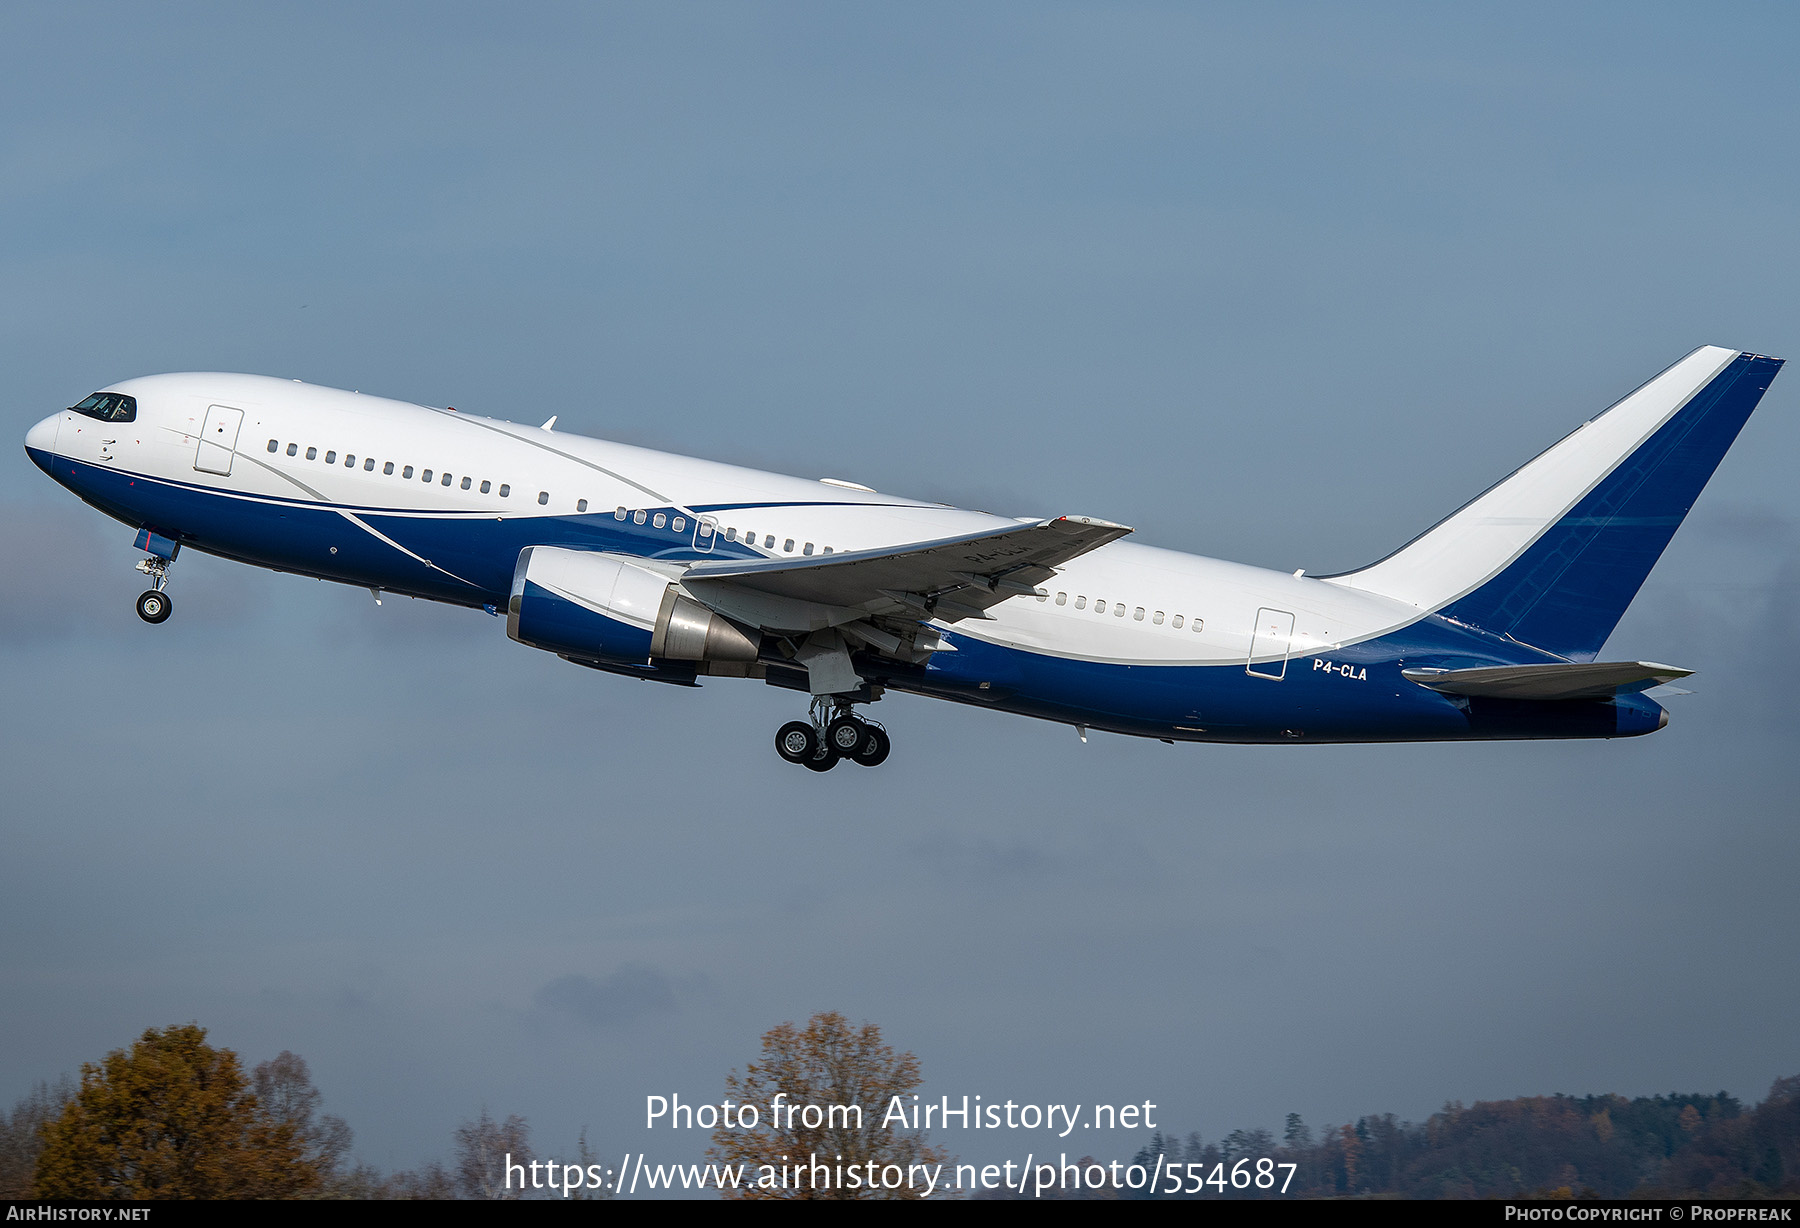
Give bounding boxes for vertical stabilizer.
[1331,346,1782,660]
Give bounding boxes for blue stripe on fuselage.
[35,447,1666,743]
[37,451,765,605]
[899,617,1662,743]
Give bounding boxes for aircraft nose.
[25,412,60,458]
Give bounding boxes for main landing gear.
[134,554,174,624]
[775,698,891,771]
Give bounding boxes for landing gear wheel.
[136,590,172,624]
[851,724,891,767]
[826,715,867,755]
[776,721,818,765]
[801,741,841,772]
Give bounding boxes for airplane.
[22,345,1781,769]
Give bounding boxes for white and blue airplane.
[23,345,1781,769]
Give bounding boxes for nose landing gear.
[135,589,172,623]
[774,698,892,770]
[134,554,174,624]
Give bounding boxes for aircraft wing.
[1402,660,1693,701]
[679,515,1132,622]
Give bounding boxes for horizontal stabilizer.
[1402,660,1693,701]
[680,516,1131,621]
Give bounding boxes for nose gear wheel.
[133,553,175,624]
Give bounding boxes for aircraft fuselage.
[29,354,1778,754]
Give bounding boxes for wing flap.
[1402,660,1693,701]
[679,515,1130,620]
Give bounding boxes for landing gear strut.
[774,698,892,770]
[134,554,174,624]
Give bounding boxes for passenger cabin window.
[1074,596,1087,610]
[1095,600,1106,614]
[346,455,356,467]
[462,477,472,489]
[70,393,136,423]
[725,528,737,541]
[441,472,452,486]
[1134,607,1145,621]
[1192,618,1204,631]
[633,510,646,524]
[1153,610,1164,625]
[764,534,775,549]
[1172,614,1183,628]
[1056,592,1067,605]
[499,484,510,497]
[402,465,414,479]
[577,498,588,512]
[653,513,666,528]
[1036,589,1048,602]
[267,439,279,452]
[821,545,832,554]
[325,451,336,464]
[480,480,491,493]
[365,458,376,471]
[803,542,814,556]
[783,538,795,553]
[306,447,317,460]
[384,462,395,475]
[288,444,299,457]
[673,516,685,532]
[538,491,549,505]
[615,507,627,519]
[422,469,432,482]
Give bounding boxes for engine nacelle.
[507,546,759,665]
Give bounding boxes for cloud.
[906,833,1053,883]
[533,965,678,1030]
[1689,502,1796,549]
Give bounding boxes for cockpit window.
[70,393,137,423]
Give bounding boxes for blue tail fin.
[1439,350,1781,659]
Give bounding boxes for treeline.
[0,1025,605,1200]
[1127,1075,1800,1199]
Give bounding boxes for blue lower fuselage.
[33,448,1665,745]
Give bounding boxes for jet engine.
[507,546,760,665]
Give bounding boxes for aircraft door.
[194,405,244,476]
[693,514,718,553]
[1246,607,1295,680]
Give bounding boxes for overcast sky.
[3,2,1797,1186]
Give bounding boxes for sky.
[3,1,1798,1189]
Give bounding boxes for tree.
[454,1108,532,1200]
[709,1011,952,1200]
[32,1024,322,1199]
[0,1077,75,1196]
[571,1126,615,1201]
[253,1052,353,1188]
[378,1159,458,1199]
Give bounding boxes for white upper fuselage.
[30,371,1425,666]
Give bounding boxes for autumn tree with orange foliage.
[709,1011,952,1200]
[32,1024,324,1199]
